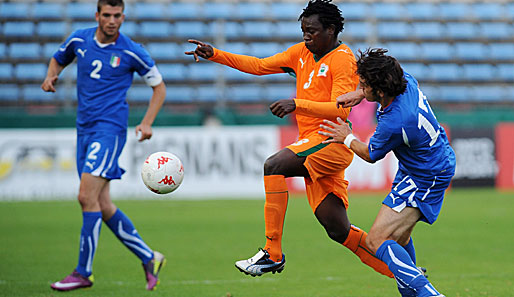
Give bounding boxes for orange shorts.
[286,133,354,213]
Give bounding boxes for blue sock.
[76,212,102,277]
[376,240,441,297]
[403,237,416,265]
[105,209,153,264]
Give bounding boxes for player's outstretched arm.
[319,118,374,163]
[41,58,64,92]
[136,81,166,142]
[336,89,365,108]
[269,99,296,118]
[185,39,214,62]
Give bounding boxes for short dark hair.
[299,0,345,36]
[356,48,407,99]
[97,0,124,12]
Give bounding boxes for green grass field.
[1,188,513,297]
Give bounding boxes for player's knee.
[263,155,281,175]
[365,233,383,254]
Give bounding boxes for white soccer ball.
[141,152,184,194]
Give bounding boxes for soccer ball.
[141,152,184,194]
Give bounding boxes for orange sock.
[343,225,394,278]
[263,175,288,262]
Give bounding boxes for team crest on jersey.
[110,54,121,68]
[317,63,329,77]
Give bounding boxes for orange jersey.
[209,42,359,138]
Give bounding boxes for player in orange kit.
[186,0,393,278]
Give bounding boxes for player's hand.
[270,99,296,118]
[185,39,214,62]
[318,117,351,144]
[336,89,365,108]
[135,124,152,142]
[41,76,58,92]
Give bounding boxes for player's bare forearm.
[336,89,365,108]
[137,81,166,141]
[319,118,374,163]
[41,58,65,92]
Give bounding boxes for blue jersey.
[54,27,157,134]
[368,73,456,179]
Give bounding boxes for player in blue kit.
[319,48,455,297]
[41,0,166,292]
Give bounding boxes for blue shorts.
[76,131,126,180]
[383,170,453,224]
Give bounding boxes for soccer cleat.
[143,251,166,291]
[235,249,285,277]
[50,270,93,291]
[418,266,428,277]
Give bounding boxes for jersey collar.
[94,34,116,48]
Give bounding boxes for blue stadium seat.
[264,84,296,101]
[67,3,96,20]
[420,43,453,61]
[249,42,282,58]
[339,3,369,20]
[127,86,153,102]
[132,3,168,20]
[42,43,60,59]
[508,3,514,20]
[186,64,218,81]
[3,22,34,37]
[385,42,420,60]
[168,2,202,20]
[225,42,250,55]
[479,23,511,40]
[203,2,235,20]
[242,22,275,39]
[497,64,514,81]
[405,3,439,20]
[0,3,30,19]
[173,21,207,38]
[377,22,411,39]
[446,23,478,40]
[270,2,304,20]
[15,64,47,81]
[146,43,179,60]
[428,64,462,81]
[412,22,444,40]
[455,43,487,61]
[71,22,97,33]
[471,3,505,20]
[489,43,514,60]
[196,85,223,102]
[0,64,13,80]
[438,85,471,102]
[9,43,41,60]
[166,85,194,103]
[470,86,505,102]
[158,64,186,81]
[37,22,68,38]
[372,2,406,20]
[227,84,264,102]
[60,64,77,81]
[120,21,138,37]
[140,22,171,38]
[462,64,496,81]
[32,3,64,19]
[401,63,428,80]
[224,67,254,82]
[344,22,373,40]
[0,44,6,59]
[0,84,19,101]
[213,22,242,39]
[419,84,439,101]
[275,21,301,39]
[22,84,63,102]
[438,3,472,20]
[235,2,268,20]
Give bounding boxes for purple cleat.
[142,251,166,291]
[51,270,93,291]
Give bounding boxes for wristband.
[344,134,356,148]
